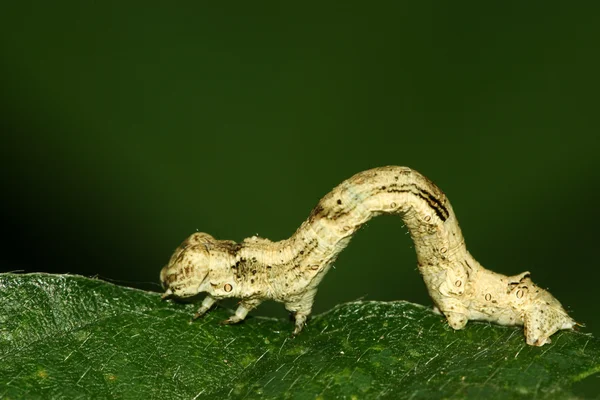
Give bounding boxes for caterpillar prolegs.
[160,166,576,346]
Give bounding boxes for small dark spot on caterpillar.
[492,300,497,304]
[224,283,233,292]
[300,250,304,255]
[267,266,272,269]
[380,185,386,190]
[424,215,432,222]
[285,283,289,287]
[252,270,257,275]
[485,293,492,301]
[252,257,257,262]
[440,247,447,254]
[394,176,399,180]
[546,301,550,305]
[337,199,342,205]
[231,242,243,253]
[311,265,319,270]
[251,279,255,284]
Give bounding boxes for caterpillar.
[160,166,576,346]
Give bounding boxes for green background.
[1,1,599,339]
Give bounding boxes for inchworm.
[160,166,576,346]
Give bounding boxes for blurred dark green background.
[1,3,598,336]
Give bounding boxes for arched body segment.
[160,166,575,346]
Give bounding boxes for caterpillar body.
[160,166,576,346]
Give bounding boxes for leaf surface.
[0,273,598,399]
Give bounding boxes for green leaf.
[0,274,598,399]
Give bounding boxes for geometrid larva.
[160,166,576,346]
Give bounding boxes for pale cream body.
[160,166,575,346]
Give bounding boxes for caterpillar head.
[160,232,214,299]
